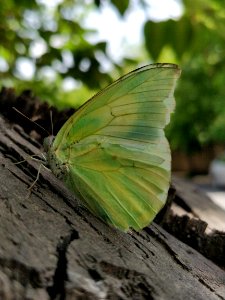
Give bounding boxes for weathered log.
[0,97,225,299]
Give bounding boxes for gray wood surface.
[172,176,225,232]
[0,115,225,300]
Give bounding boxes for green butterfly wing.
[46,63,181,231]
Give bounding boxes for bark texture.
[0,92,225,299]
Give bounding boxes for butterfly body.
[44,64,181,231]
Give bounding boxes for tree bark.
[0,113,225,300]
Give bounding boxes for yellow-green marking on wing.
[45,63,181,231]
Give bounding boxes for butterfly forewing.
[47,63,181,231]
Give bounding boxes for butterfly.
[44,63,181,231]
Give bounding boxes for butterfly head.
[43,135,55,153]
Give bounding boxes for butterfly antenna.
[14,153,46,165]
[50,110,54,136]
[13,107,50,136]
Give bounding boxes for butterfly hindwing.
[47,63,181,231]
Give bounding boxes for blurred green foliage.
[0,0,225,152]
[0,0,127,107]
[144,0,225,152]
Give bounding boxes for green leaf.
[144,20,168,60]
[110,0,129,15]
[144,18,194,60]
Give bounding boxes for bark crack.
[144,226,192,272]
[47,230,79,300]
